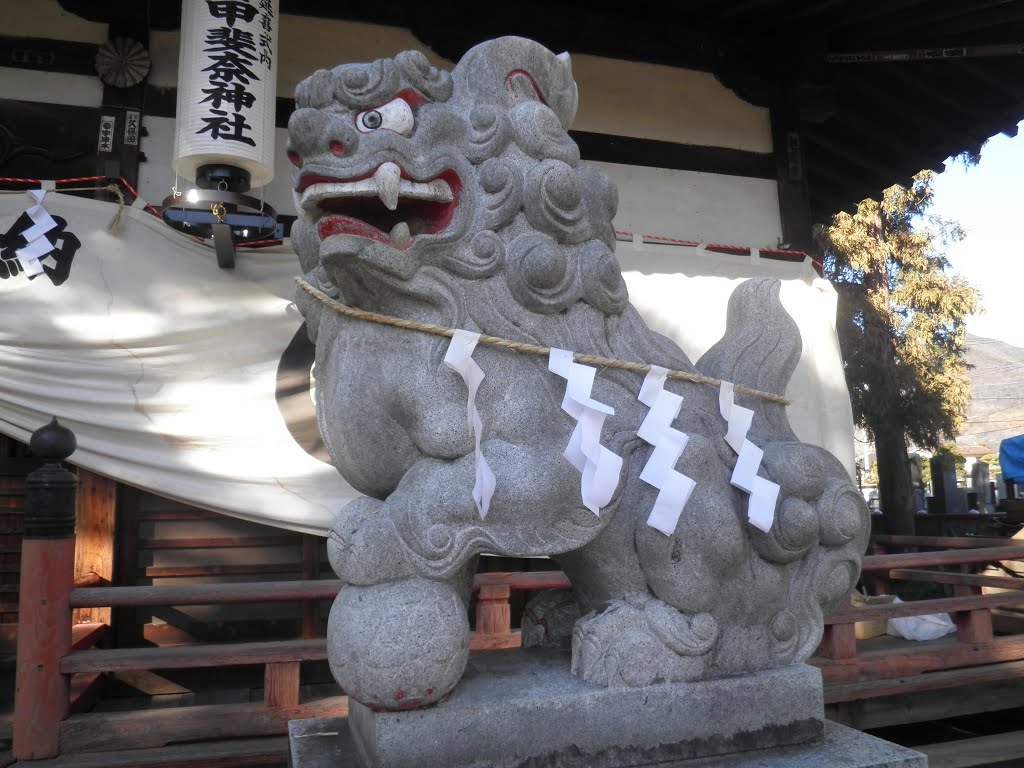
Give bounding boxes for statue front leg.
[325,463,479,711]
[326,438,617,710]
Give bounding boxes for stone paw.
[571,594,715,687]
[521,589,581,650]
[327,497,415,585]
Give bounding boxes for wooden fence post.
[73,468,117,627]
[13,418,78,760]
[476,584,512,638]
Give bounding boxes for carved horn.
[453,36,579,129]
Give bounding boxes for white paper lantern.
[173,0,279,187]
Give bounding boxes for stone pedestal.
[288,649,926,768]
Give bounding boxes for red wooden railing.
[13,564,566,765]
[816,535,1024,705]
[15,522,1024,765]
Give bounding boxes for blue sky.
[929,121,1024,349]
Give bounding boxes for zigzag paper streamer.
[443,329,496,518]
[16,189,58,277]
[549,348,623,515]
[636,366,696,536]
[718,381,779,532]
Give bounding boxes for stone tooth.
[373,162,401,211]
[389,221,412,248]
[428,179,454,203]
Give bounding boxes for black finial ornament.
[24,417,78,539]
[29,417,77,460]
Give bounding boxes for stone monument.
[930,453,966,514]
[970,461,993,513]
[286,36,925,768]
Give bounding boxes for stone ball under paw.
[327,578,470,710]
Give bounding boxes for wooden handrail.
[890,569,1024,590]
[70,579,343,608]
[70,570,574,608]
[872,535,1024,550]
[826,590,1024,624]
[861,546,1024,571]
[61,638,328,675]
[73,571,102,589]
[473,570,571,590]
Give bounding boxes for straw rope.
[295,277,791,406]
[0,183,126,233]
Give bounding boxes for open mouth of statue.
[297,163,460,249]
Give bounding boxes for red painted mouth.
[297,167,461,249]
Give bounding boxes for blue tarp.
[1000,435,1024,483]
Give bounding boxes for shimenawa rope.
[294,277,791,406]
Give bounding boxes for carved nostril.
[287,150,302,167]
[329,140,345,156]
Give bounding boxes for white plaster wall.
[2,0,104,107]
[147,16,769,150]
[0,69,103,108]
[6,0,108,44]
[596,162,781,247]
[619,245,856,476]
[571,55,770,152]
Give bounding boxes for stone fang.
[389,221,412,248]
[299,177,454,217]
[373,162,401,211]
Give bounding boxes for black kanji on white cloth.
[0,212,81,286]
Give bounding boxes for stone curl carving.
[287,35,869,712]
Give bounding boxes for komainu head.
[288,37,626,321]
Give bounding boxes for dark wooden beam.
[828,676,1024,730]
[0,36,97,75]
[801,128,904,183]
[770,100,813,253]
[958,60,1024,115]
[97,7,148,189]
[828,0,934,32]
[924,2,1024,36]
[759,0,848,30]
[702,0,780,26]
[570,131,776,179]
[825,659,1024,704]
[831,73,953,156]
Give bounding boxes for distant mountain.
[956,334,1024,455]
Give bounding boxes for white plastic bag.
[885,597,957,641]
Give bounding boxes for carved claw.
[643,601,718,657]
[571,594,715,687]
[327,497,416,585]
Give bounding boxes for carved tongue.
[389,221,412,249]
[373,162,401,211]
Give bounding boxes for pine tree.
[819,171,979,535]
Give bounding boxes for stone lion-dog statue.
[287,36,867,711]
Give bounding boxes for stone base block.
[292,648,848,768]
[289,718,926,768]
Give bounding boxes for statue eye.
[355,97,414,136]
[360,110,382,130]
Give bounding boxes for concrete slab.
[289,718,926,768]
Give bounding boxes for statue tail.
[695,277,801,444]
